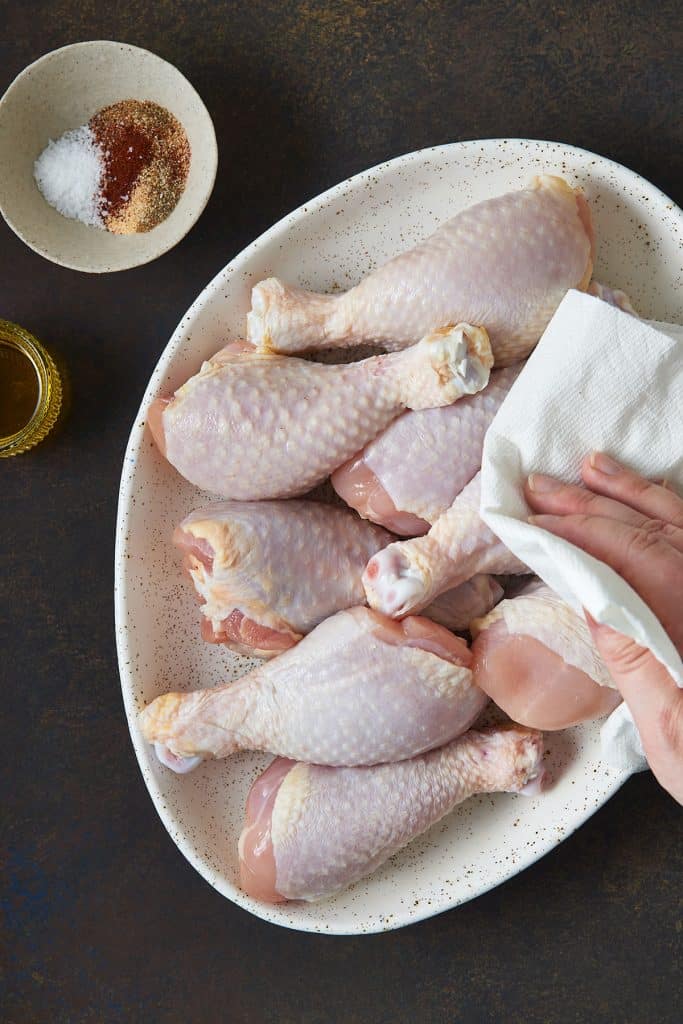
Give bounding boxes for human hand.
[524,452,683,804]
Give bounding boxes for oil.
[0,320,62,456]
[0,342,40,436]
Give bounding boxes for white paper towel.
[480,290,683,774]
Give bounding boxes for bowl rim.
[0,39,218,273]
[116,137,681,933]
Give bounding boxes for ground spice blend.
[90,99,190,234]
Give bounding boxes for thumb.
[584,612,683,804]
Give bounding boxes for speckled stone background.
[2,2,681,1022]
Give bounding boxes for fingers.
[582,452,683,529]
[526,473,650,531]
[528,512,683,651]
[524,449,683,804]
[585,615,683,805]
[525,464,683,555]
[526,511,677,581]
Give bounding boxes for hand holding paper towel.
[480,290,683,775]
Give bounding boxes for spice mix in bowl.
[0,41,217,271]
[35,99,191,235]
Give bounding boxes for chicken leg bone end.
[153,742,203,774]
[363,544,428,617]
[403,323,492,409]
[247,279,336,353]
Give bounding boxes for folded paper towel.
[480,289,683,774]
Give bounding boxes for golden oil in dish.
[0,320,62,457]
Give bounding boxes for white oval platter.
[115,139,682,934]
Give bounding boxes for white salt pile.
[33,126,105,228]
[34,101,190,235]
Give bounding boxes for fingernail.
[527,473,561,493]
[590,451,621,475]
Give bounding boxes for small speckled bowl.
[116,140,682,933]
[0,41,217,272]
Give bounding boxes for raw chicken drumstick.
[239,724,545,902]
[140,607,488,772]
[424,574,504,632]
[148,323,492,500]
[470,580,622,730]
[174,500,392,656]
[363,473,527,618]
[332,363,523,535]
[247,175,593,365]
[175,500,503,656]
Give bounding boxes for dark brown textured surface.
[2,2,682,1021]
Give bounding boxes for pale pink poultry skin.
[247,176,593,365]
[470,581,622,730]
[174,500,392,656]
[239,724,545,903]
[174,499,503,656]
[140,607,487,772]
[148,323,492,500]
[424,575,504,632]
[332,363,523,535]
[363,473,527,618]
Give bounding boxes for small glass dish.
[0,319,62,457]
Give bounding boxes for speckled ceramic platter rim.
[115,139,681,934]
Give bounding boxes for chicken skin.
[247,176,593,365]
[239,724,544,902]
[174,500,392,656]
[470,580,622,730]
[148,323,492,500]
[140,607,488,772]
[363,474,527,618]
[332,363,523,534]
